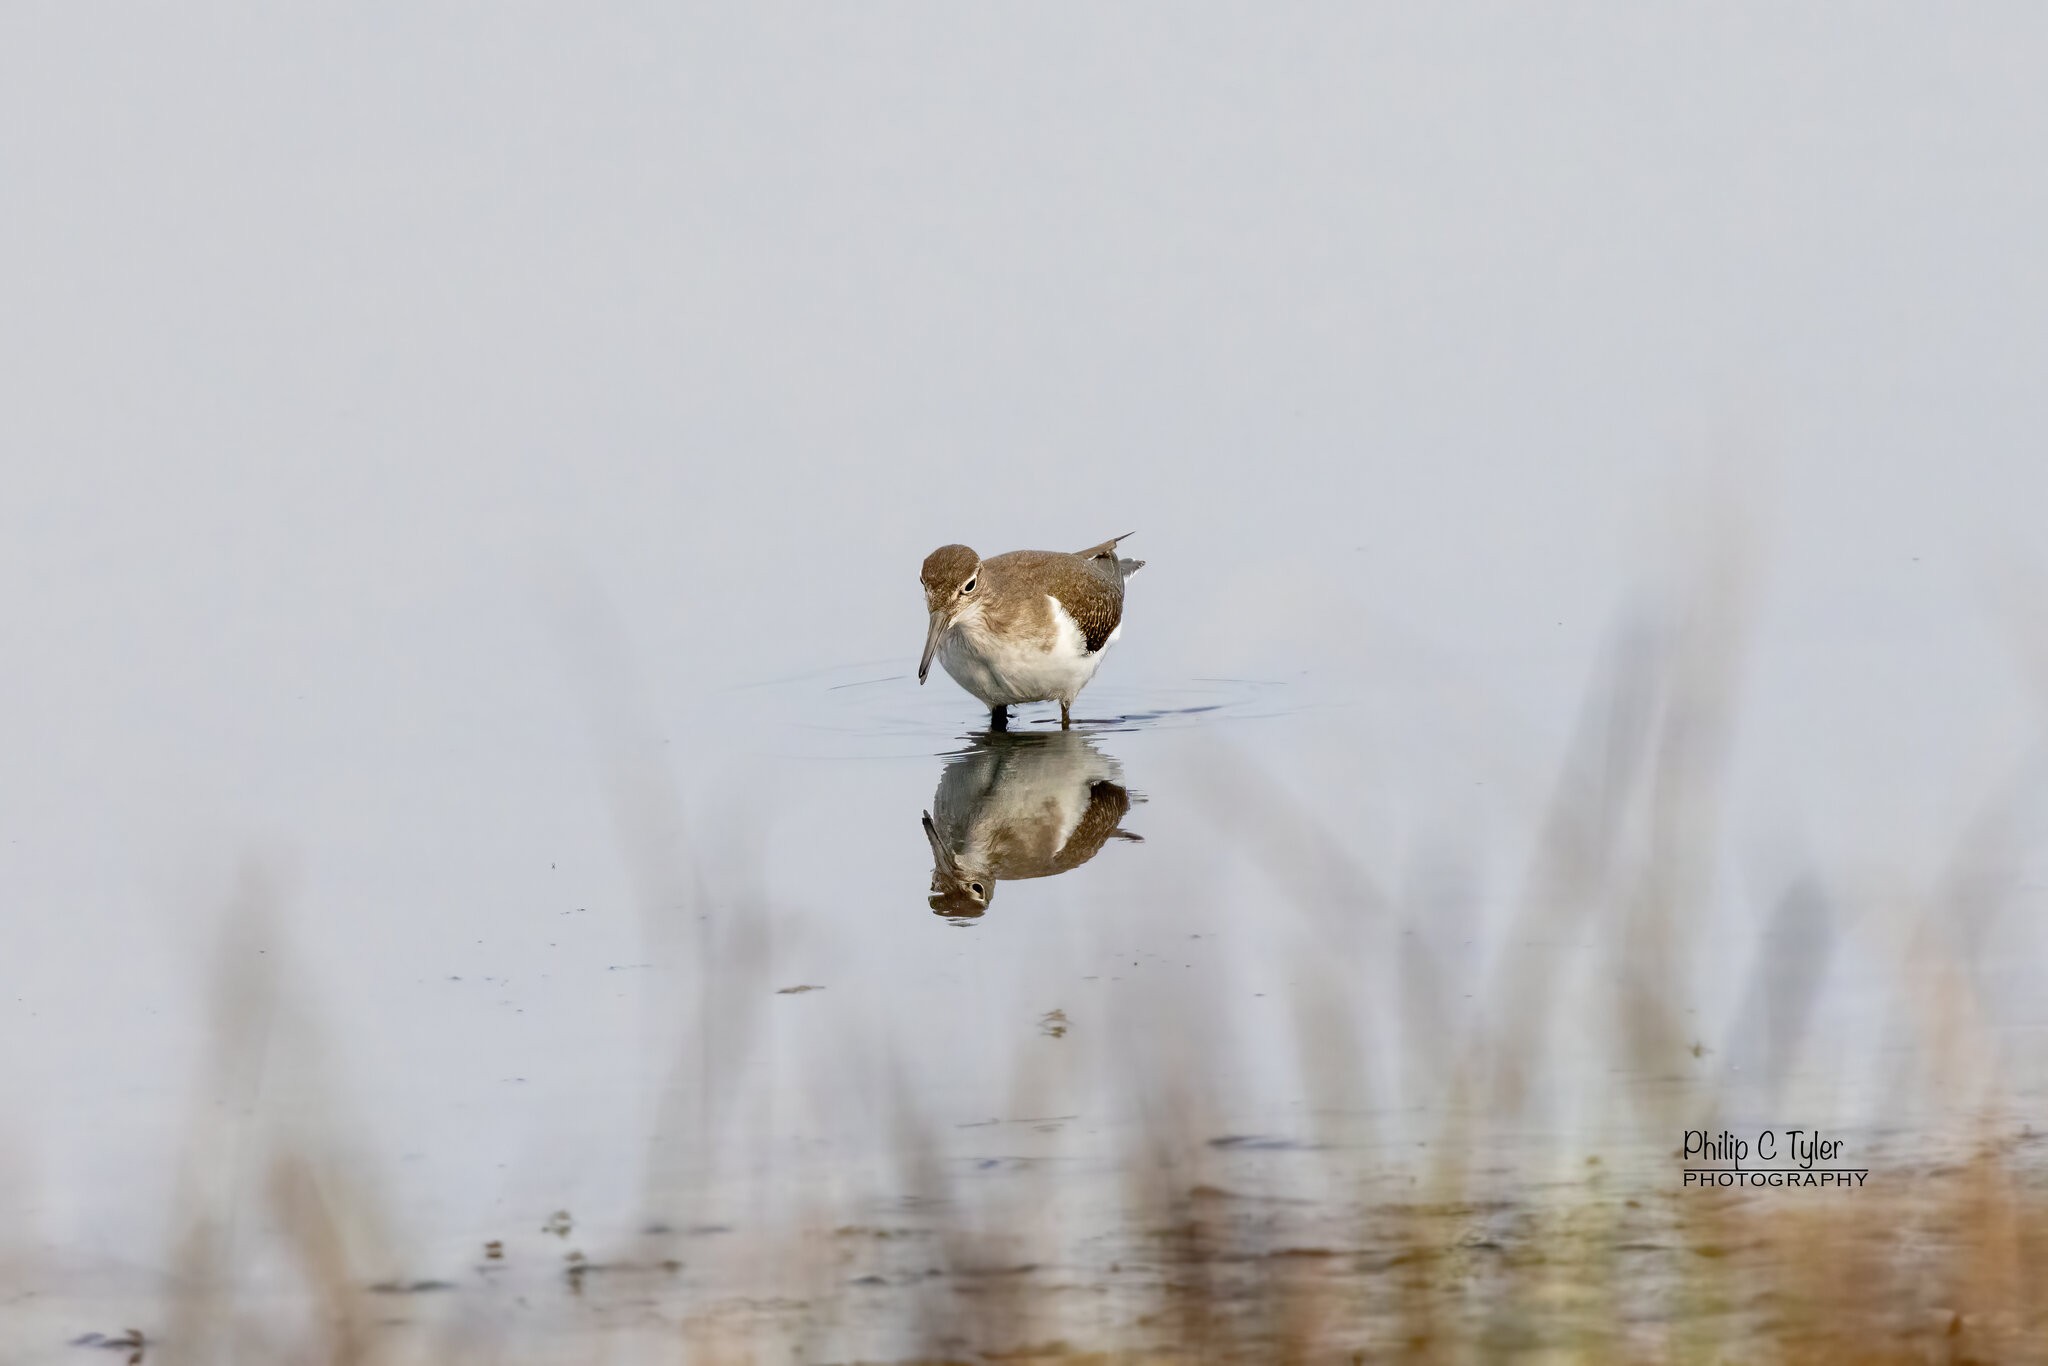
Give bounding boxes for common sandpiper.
[917,533,1144,731]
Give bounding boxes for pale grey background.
[3,2,2046,1287]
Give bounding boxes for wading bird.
[917,534,1143,730]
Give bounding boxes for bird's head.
[922,810,993,917]
[918,543,983,683]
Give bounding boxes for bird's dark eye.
[961,576,977,595]
[970,882,985,898]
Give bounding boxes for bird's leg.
[990,706,1009,733]
[1060,701,1072,730]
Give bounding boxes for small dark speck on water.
[776,984,825,994]
[1208,1134,1312,1152]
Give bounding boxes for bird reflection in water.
[921,729,1144,921]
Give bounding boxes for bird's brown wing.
[985,549,1127,652]
[1045,554,1125,652]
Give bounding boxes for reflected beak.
[921,810,957,875]
[918,608,948,684]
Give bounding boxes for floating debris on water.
[366,1279,455,1295]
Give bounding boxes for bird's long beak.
[918,608,948,684]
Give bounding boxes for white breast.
[938,596,1119,708]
